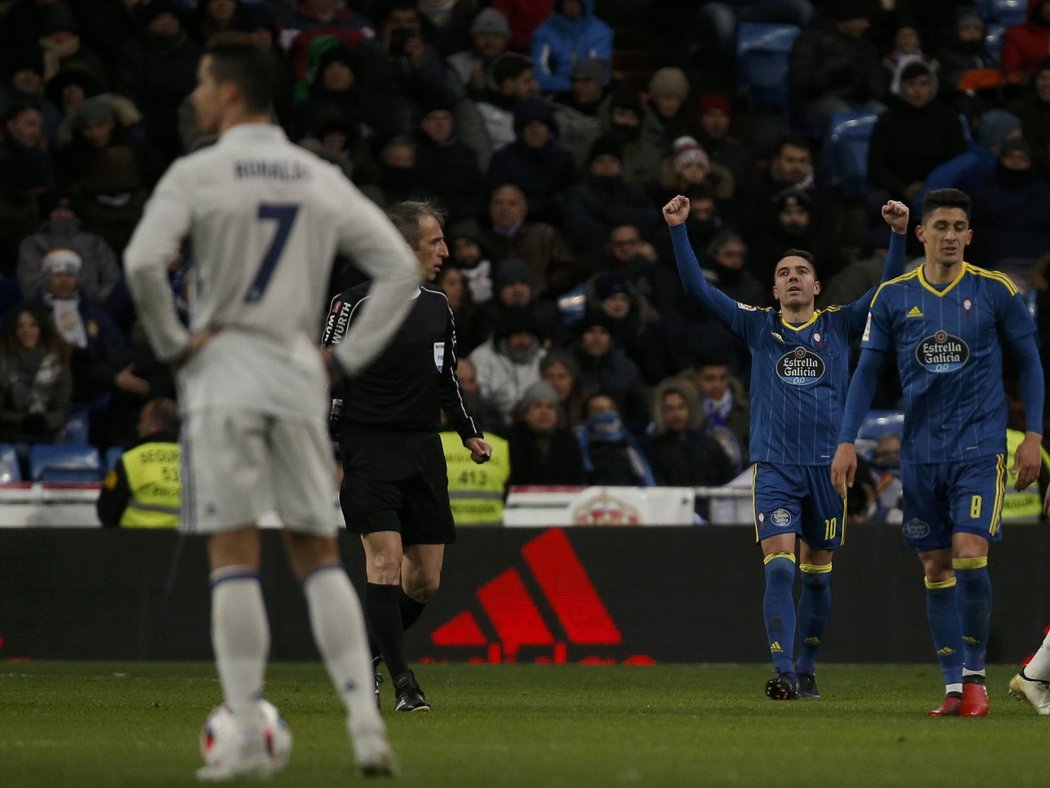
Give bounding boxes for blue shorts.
[900,454,1006,552]
[752,463,847,550]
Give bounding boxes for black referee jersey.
[323,283,482,443]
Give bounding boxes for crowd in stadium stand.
[1,0,1049,518]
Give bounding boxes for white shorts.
[180,408,341,535]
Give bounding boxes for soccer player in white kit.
[124,39,421,780]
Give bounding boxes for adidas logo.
[427,529,653,665]
[907,306,923,318]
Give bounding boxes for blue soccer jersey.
[862,262,1037,463]
[732,304,864,465]
[670,224,905,466]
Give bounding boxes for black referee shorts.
[339,425,455,546]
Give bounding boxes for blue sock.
[954,559,992,673]
[925,578,963,687]
[763,553,797,673]
[795,564,831,676]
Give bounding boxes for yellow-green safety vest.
[439,431,509,526]
[1002,429,1050,522]
[119,441,181,528]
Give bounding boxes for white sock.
[1024,631,1050,680]
[303,566,384,736]
[211,567,269,721]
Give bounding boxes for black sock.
[365,583,409,678]
[399,591,427,632]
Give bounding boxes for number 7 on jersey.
[245,203,300,303]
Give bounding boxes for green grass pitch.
[1,661,1045,787]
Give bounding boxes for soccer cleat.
[372,657,384,710]
[927,693,962,717]
[393,670,431,712]
[960,680,989,717]
[353,730,400,778]
[1009,672,1050,715]
[764,670,799,700]
[796,672,821,699]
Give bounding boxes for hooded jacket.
[529,0,613,94]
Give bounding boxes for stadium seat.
[735,23,800,114]
[105,446,124,471]
[0,443,21,482]
[29,444,103,483]
[857,410,905,441]
[990,0,1028,26]
[60,406,91,445]
[822,111,881,200]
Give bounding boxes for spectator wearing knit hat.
[695,93,763,216]
[562,134,659,258]
[571,309,651,437]
[968,136,1050,271]
[18,196,121,304]
[637,67,701,189]
[468,304,547,431]
[651,135,738,223]
[584,269,676,385]
[507,379,587,486]
[487,97,575,225]
[529,0,613,95]
[32,246,142,406]
[912,109,1022,217]
[447,7,511,97]
[473,256,565,350]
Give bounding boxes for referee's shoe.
[394,670,432,712]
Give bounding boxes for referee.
[323,200,492,712]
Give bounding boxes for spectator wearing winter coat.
[562,135,659,257]
[466,52,537,168]
[279,0,376,81]
[1009,57,1050,179]
[507,380,587,486]
[968,138,1050,269]
[487,97,576,224]
[867,60,967,205]
[18,197,120,304]
[645,377,735,518]
[115,1,202,162]
[479,184,581,299]
[576,391,654,486]
[468,305,547,432]
[788,2,886,137]
[1002,0,1050,80]
[572,309,651,437]
[447,7,511,97]
[414,96,487,226]
[529,0,613,95]
[551,56,613,170]
[585,270,675,386]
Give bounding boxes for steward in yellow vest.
[1002,429,1050,522]
[440,430,509,526]
[97,398,181,527]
